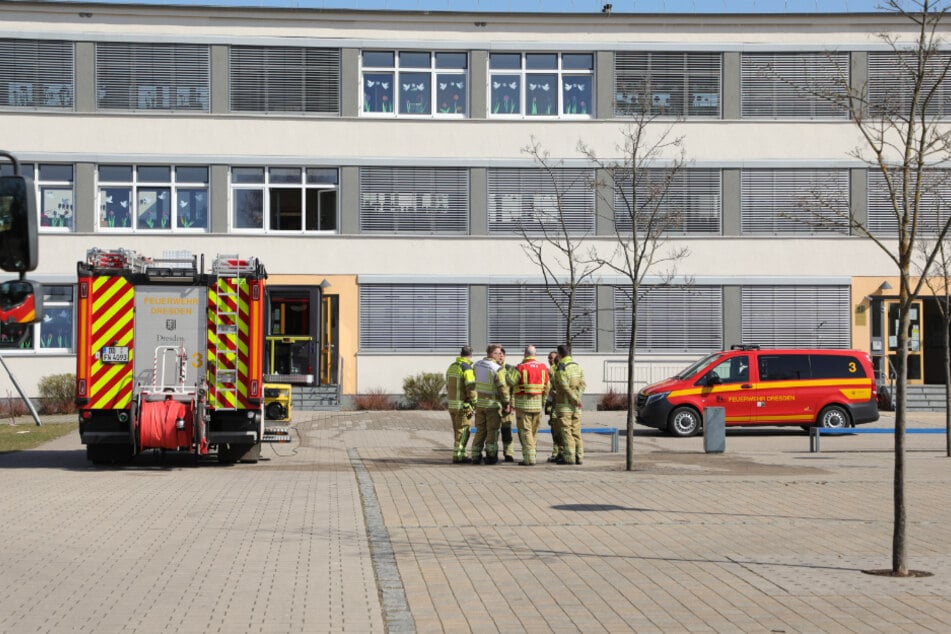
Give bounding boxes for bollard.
[703,406,725,453]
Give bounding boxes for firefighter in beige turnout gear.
[553,343,586,465]
[445,346,477,463]
[499,348,519,462]
[471,344,510,465]
[512,345,551,466]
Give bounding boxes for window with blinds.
[359,167,469,234]
[359,285,468,351]
[0,39,73,109]
[487,168,595,235]
[868,52,951,119]
[487,285,596,352]
[741,53,849,118]
[613,168,721,235]
[868,169,951,235]
[96,42,209,111]
[615,52,721,118]
[614,286,722,352]
[741,286,851,349]
[230,46,340,114]
[741,169,850,235]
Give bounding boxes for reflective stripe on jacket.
[473,357,507,409]
[513,357,550,412]
[446,357,476,411]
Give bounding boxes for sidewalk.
[1,409,948,632]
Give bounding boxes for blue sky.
[52,0,892,13]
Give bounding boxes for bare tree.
[802,0,951,576]
[578,99,691,472]
[518,137,602,346]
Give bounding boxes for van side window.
[708,354,749,384]
[811,354,866,379]
[758,354,810,381]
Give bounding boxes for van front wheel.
[818,405,851,429]
[668,406,701,437]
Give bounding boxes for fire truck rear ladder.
[211,256,257,411]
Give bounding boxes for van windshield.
[674,353,723,380]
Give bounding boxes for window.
[614,286,722,352]
[741,53,849,118]
[230,167,338,232]
[359,285,468,351]
[359,167,468,234]
[615,52,721,118]
[0,285,73,352]
[741,169,849,235]
[96,43,209,111]
[613,168,721,235]
[487,285,596,352]
[362,50,468,116]
[812,354,867,379]
[868,169,951,235]
[741,286,851,349]
[98,165,210,231]
[758,354,811,381]
[709,355,749,384]
[0,39,73,109]
[0,162,74,231]
[230,46,340,114]
[489,52,594,118]
[868,51,951,119]
[487,168,595,235]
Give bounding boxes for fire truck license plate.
[101,346,129,363]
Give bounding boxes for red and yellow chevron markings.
[84,276,135,409]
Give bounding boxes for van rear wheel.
[818,405,851,429]
[668,406,701,437]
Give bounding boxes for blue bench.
[470,427,620,452]
[809,426,946,452]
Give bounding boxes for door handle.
[741,383,752,389]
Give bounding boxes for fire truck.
[76,248,276,464]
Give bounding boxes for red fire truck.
[75,248,274,464]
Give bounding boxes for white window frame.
[230,167,339,234]
[97,165,210,233]
[0,162,75,233]
[360,50,468,118]
[488,52,594,119]
[0,284,74,354]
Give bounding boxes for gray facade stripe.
[210,164,229,233]
[470,285,488,351]
[722,285,742,347]
[75,41,95,113]
[597,284,614,353]
[470,168,488,235]
[340,167,360,234]
[721,168,741,235]
[470,50,488,119]
[341,48,360,117]
[210,45,229,115]
[75,162,96,233]
[596,50,614,120]
[722,52,741,120]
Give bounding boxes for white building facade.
[0,2,941,405]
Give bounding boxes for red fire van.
[635,345,879,436]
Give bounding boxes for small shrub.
[38,373,77,415]
[352,388,399,411]
[402,372,446,410]
[597,388,629,411]
[0,395,29,420]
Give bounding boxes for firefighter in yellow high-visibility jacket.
[499,347,519,462]
[552,343,586,465]
[512,345,551,466]
[471,343,510,465]
[445,346,477,463]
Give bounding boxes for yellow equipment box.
[264,383,292,422]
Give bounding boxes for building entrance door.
[886,299,924,384]
[320,294,338,385]
[266,291,316,384]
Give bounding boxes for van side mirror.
[704,372,721,386]
[0,173,38,272]
[0,279,42,325]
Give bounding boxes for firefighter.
[499,347,519,462]
[471,343,509,465]
[545,350,563,463]
[553,343,586,465]
[513,345,550,466]
[446,345,477,464]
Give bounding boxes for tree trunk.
[625,307,636,472]
[892,289,910,576]
[945,297,951,458]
